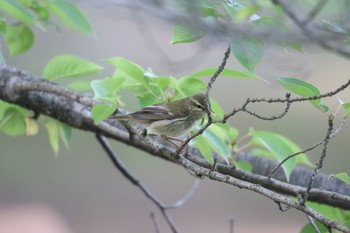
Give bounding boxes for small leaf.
[0,100,12,119]
[46,121,59,155]
[138,92,159,107]
[276,77,327,112]
[43,55,102,80]
[67,81,92,91]
[235,161,252,172]
[150,77,171,90]
[90,77,125,102]
[58,122,71,150]
[332,172,350,185]
[305,202,338,221]
[49,0,93,35]
[170,23,206,44]
[203,126,230,163]
[251,17,303,52]
[31,5,50,21]
[250,129,297,181]
[0,52,5,65]
[91,103,118,124]
[300,221,328,233]
[5,23,34,55]
[0,16,6,33]
[24,117,39,136]
[0,0,40,27]
[191,67,258,79]
[106,57,147,86]
[235,5,260,21]
[230,35,264,72]
[0,108,26,136]
[190,135,214,163]
[274,134,313,167]
[178,76,206,96]
[341,103,350,116]
[210,99,224,119]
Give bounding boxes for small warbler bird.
[110,93,209,138]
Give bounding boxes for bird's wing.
[129,105,176,121]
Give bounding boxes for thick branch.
[0,65,349,211]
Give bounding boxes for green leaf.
[58,122,71,150]
[178,76,207,96]
[177,0,219,18]
[170,23,206,44]
[91,77,125,102]
[0,0,40,27]
[300,221,328,233]
[91,103,118,124]
[0,16,6,33]
[191,67,259,79]
[332,172,350,185]
[190,135,214,163]
[342,103,350,116]
[46,121,59,155]
[45,120,72,155]
[30,3,50,21]
[250,17,302,51]
[230,35,264,72]
[138,92,160,107]
[276,77,327,112]
[106,57,147,86]
[203,126,230,163]
[0,100,11,119]
[24,117,39,136]
[150,76,171,90]
[0,51,5,65]
[210,99,224,119]
[0,108,26,136]
[5,23,34,55]
[43,55,102,80]
[49,0,93,35]
[67,81,92,91]
[249,148,275,160]
[275,134,313,167]
[305,202,339,221]
[235,161,252,172]
[234,5,260,21]
[250,129,297,181]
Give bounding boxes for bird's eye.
[197,104,204,110]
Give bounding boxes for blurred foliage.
[1,1,350,231]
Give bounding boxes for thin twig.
[269,116,347,178]
[150,212,161,233]
[307,215,321,233]
[229,217,234,233]
[205,45,231,121]
[300,115,334,205]
[165,179,200,209]
[177,155,350,232]
[269,141,322,178]
[273,0,350,58]
[241,93,291,121]
[95,134,179,233]
[176,46,231,154]
[303,0,329,24]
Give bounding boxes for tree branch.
[1,65,350,232]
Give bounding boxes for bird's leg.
[161,135,182,148]
[161,135,189,155]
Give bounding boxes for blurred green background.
[1,3,350,233]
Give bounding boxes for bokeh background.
[1,2,350,233]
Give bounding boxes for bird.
[110,93,209,140]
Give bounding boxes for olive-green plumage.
[111,93,207,137]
